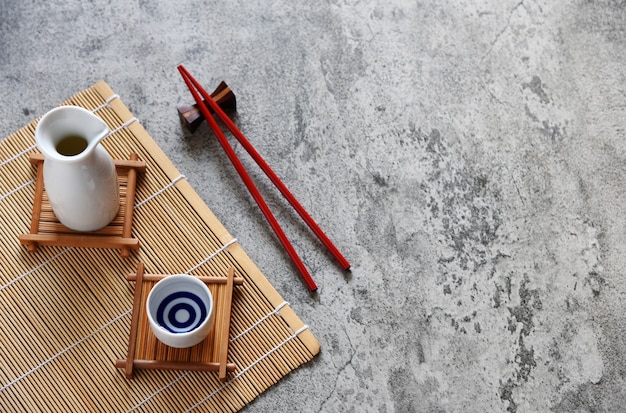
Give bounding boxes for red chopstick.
[178,66,318,291]
[178,65,350,272]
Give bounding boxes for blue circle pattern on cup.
[156,291,208,333]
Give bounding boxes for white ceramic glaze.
[146,274,215,348]
[35,106,119,232]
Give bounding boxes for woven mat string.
[91,94,119,113]
[0,309,131,392]
[125,371,190,413]
[0,178,35,202]
[0,144,36,167]
[186,238,238,274]
[134,174,186,208]
[230,301,289,342]
[0,247,70,292]
[107,117,137,137]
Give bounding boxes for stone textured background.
[1,1,625,412]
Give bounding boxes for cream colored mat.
[0,82,319,412]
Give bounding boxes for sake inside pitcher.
[35,106,120,232]
[35,106,109,161]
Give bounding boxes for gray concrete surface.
[2,1,626,412]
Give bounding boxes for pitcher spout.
[35,105,109,162]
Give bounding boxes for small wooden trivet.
[115,263,242,381]
[18,153,146,257]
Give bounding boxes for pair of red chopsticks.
[178,65,350,292]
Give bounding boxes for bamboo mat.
[0,82,320,412]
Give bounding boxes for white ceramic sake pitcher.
[35,106,120,232]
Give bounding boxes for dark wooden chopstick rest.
[177,81,237,131]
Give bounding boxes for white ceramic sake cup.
[146,274,215,348]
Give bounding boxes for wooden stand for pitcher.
[18,153,146,257]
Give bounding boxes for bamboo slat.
[0,82,320,413]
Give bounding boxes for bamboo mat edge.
[93,80,321,356]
